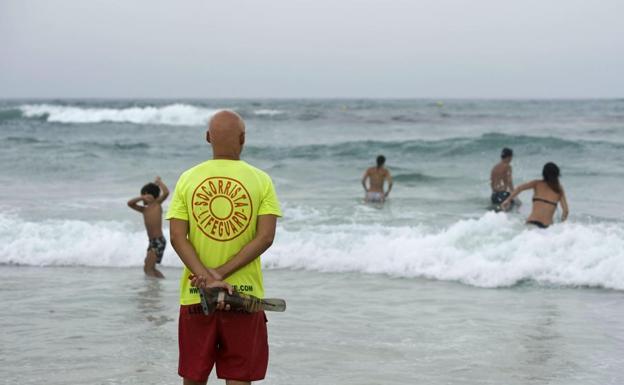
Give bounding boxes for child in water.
[127,176,169,278]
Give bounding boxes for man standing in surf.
[167,110,282,385]
[490,147,515,210]
[362,155,393,203]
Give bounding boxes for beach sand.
[2,265,623,385]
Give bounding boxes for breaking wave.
[2,213,623,290]
[14,104,287,125]
[19,104,220,126]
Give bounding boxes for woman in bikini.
[501,162,569,228]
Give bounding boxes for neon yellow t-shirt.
[166,159,282,305]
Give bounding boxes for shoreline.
[2,266,624,384]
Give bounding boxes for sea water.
[1,99,623,384]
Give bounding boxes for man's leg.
[183,379,206,385]
[179,305,217,384]
[182,379,249,385]
[216,312,268,383]
[144,249,165,278]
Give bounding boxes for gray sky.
[1,0,622,98]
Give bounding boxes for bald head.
[207,110,246,160]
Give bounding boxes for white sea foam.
[2,212,623,290]
[268,212,624,290]
[0,215,183,267]
[20,104,220,126]
[253,109,284,116]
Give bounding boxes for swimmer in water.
[127,176,169,278]
[501,162,569,228]
[362,155,393,203]
[490,147,515,210]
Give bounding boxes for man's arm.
[170,219,219,279]
[361,170,369,192]
[127,196,145,212]
[170,219,232,295]
[384,170,393,198]
[155,176,169,203]
[215,215,278,279]
[506,165,514,191]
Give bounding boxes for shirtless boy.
[490,148,514,210]
[127,176,169,278]
[362,155,393,203]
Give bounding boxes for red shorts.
[178,304,269,382]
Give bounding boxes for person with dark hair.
[501,162,569,228]
[362,155,393,203]
[127,176,170,278]
[490,147,515,210]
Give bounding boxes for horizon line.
[1,96,622,101]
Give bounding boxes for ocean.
[1,99,623,384]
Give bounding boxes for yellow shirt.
[166,159,282,305]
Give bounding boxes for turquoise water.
[1,99,624,383]
[1,99,623,287]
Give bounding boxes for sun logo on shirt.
[191,177,252,241]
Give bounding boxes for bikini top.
[532,197,557,207]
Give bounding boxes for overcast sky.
[1,0,622,98]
